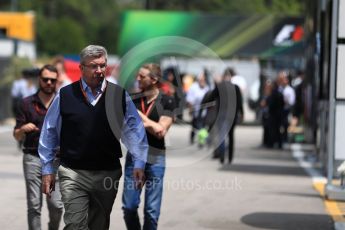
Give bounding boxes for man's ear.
[79,64,84,71]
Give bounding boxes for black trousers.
[216,123,236,164]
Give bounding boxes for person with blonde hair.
[52,55,72,90]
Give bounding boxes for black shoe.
[212,154,220,159]
[212,150,220,159]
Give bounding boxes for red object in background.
[64,59,116,82]
[292,25,304,42]
[64,59,81,82]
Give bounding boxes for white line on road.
[290,143,327,183]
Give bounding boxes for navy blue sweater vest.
[59,81,122,170]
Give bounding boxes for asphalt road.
[0,124,333,230]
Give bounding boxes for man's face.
[277,71,288,86]
[39,69,58,95]
[198,74,207,88]
[136,67,157,91]
[80,56,107,88]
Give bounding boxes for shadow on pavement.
[219,163,307,177]
[241,212,334,230]
[246,152,297,162]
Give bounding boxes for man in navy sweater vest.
[38,45,148,229]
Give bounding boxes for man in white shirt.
[11,69,38,116]
[186,71,209,144]
[278,71,296,143]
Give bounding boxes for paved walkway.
[0,124,336,229]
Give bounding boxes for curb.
[290,144,345,230]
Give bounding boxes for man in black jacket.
[202,68,243,164]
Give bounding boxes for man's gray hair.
[80,45,108,64]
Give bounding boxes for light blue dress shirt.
[38,78,148,175]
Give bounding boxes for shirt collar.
[32,91,40,102]
[32,90,55,109]
[81,77,107,93]
[32,90,44,104]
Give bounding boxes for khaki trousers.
[58,165,122,230]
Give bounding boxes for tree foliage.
[134,0,304,15]
[36,16,86,54]
[0,0,304,55]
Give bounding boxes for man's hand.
[21,123,39,133]
[137,110,165,139]
[14,123,39,141]
[152,123,165,139]
[42,174,56,199]
[133,168,145,190]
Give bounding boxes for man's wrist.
[133,160,146,169]
[42,162,56,175]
